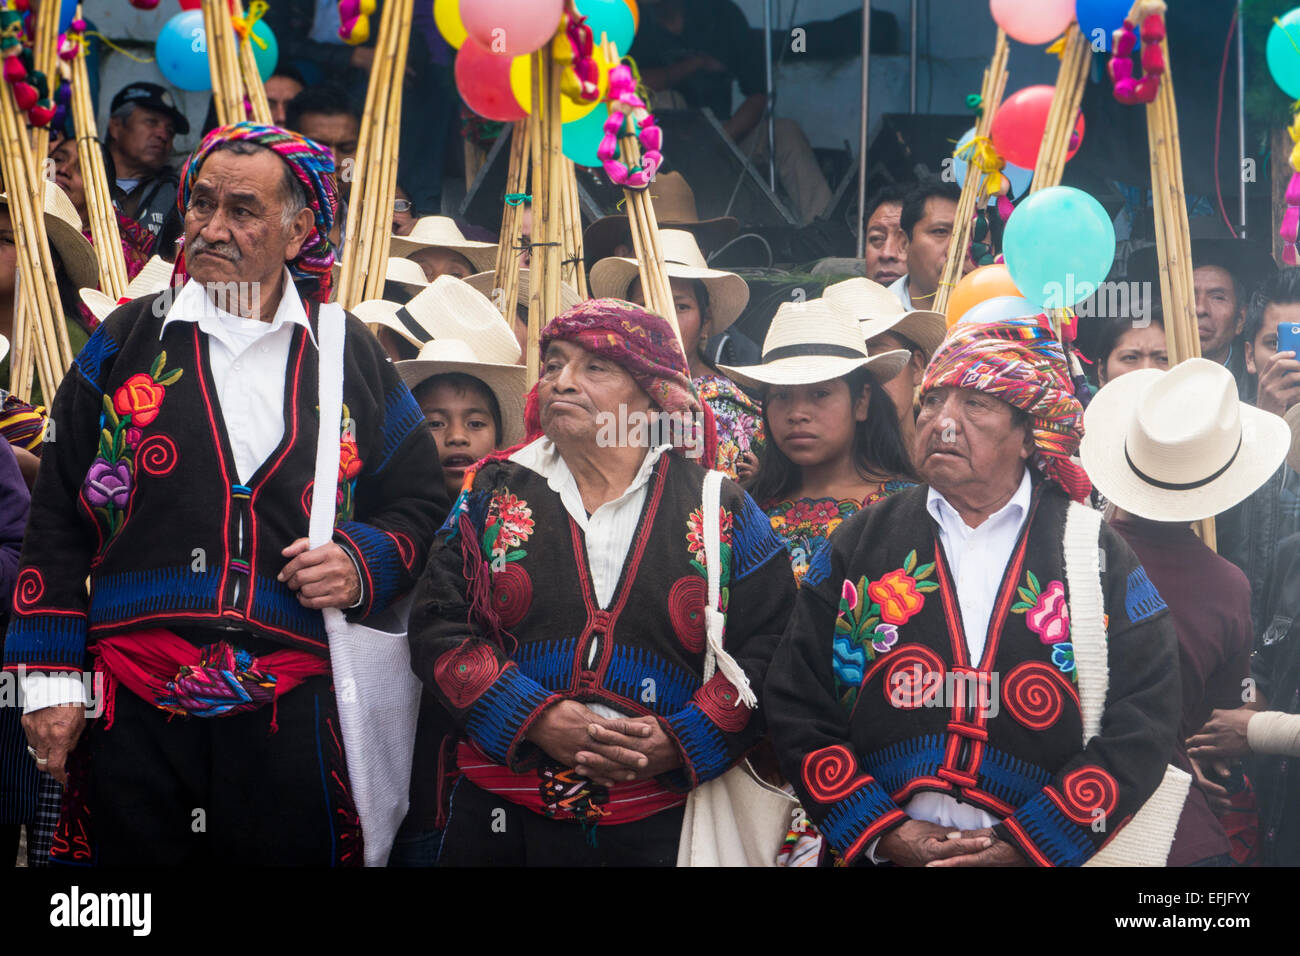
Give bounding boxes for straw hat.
[0,181,98,291]
[79,255,175,323]
[396,338,527,448]
[1080,358,1289,522]
[588,229,750,334]
[389,216,498,274]
[718,299,911,391]
[823,277,947,358]
[354,274,521,363]
[464,269,582,315]
[385,257,428,296]
[583,171,739,268]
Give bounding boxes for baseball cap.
[110,82,190,136]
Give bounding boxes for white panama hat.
[389,216,498,274]
[384,257,429,296]
[354,274,521,364]
[1081,358,1290,522]
[79,255,176,323]
[397,337,527,448]
[822,276,947,358]
[717,298,910,391]
[1,181,99,292]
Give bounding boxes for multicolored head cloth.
[523,297,718,464]
[921,318,1090,501]
[175,122,338,303]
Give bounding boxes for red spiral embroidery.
[14,568,44,611]
[1058,766,1119,824]
[879,645,946,709]
[667,576,707,653]
[801,744,871,803]
[389,530,417,570]
[136,434,178,476]
[1002,661,1071,731]
[491,563,533,629]
[694,672,750,732]
[301,481,314,517]
[434,641,502,709]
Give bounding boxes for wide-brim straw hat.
[385,256,428,296]
[718,298,910,391]
[583,171,739,268]
[0,181,98,292]
[1081,358,1289,523]
[822,276,947,358]
[354,274,521,364]
[389,216,498,274]
[397,337,527,448]
[588,229,750,334]
[464,268,582,315]
[80,255,175,323]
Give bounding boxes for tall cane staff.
[934,28,1009,317]
[28,0,60,168]
[1030,25,1089,194]
[560,158,587,298]
[491,118,530,327]
[202,0,244,126]
[525,44,565,389]
[232,0,272,125]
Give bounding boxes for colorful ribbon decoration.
[597,64,662,189]
[1108,0,1166,106]
[1282,111,1300,266]
[557,6,600,105]
[956,134,1007,204]
[232,0,270,51]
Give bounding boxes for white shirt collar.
[160,269,316,348]
[926,467,1033,534]
[510,436,670,510]
[888,273,912,310]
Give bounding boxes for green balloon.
[251,19,278,82]
[562,103,610,167]
[1268,9,1300,100]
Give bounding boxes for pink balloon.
[461,0,564,57]
[455,38,527,122]
[989,0,1075,46]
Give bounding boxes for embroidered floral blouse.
[696,372,765,481]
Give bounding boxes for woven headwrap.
[175,122,338,303]
[522,297,718,464]
[921,318,1091,501]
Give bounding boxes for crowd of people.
[1,1,1299,871]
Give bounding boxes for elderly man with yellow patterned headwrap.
[766,318,1183,867]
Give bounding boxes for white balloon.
[959,295,1040,325]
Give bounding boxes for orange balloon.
[626,0,639,31]
[945,264,1022,326]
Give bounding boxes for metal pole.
[1237,0,1247,238]
[857,0,872,258]
[910,0,918,113]
[764,0,776,192]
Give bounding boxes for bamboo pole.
[934,28,1010,316]
[232,0,271,125]
[29,0,61,167]
[525,45,565,388]
[560,158,587,298]
[1030,25,1089,193]
[492,119,530,323]
[202,0,242,125]
[11,276,31,401]
[361,0,410,303]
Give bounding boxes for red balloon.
[990,85,1086,170]
[178,0,202,9]
[455,37,526,122]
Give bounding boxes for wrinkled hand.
[1187,707,1254,762]
[1255,350,1300,418]
[22,704,85,785]
[278,538,361,610]
[875,819,998,867]
[734,449,760,483]
[576,715,683,784]
[1190,755,1234,812]
[925,827,1028,867]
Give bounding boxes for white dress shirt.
[509,436,670,719]
[888,273,913,310]
[869,469,1033,860]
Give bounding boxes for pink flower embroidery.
[1027,580,1070,644]
[841,578,858,611]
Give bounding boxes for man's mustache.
[189,236,241,262]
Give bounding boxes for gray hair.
[203,139,309,227]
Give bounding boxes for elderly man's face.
[539,339,653,446]
[915,386,1031,496]
[184,149,314,309]
[1194,265,1243,363]
[109,106,175,173]
[865,201,907,285]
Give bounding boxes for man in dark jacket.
[104,83,188,239]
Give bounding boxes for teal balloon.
[156,11,211,92]
[562,103,611,167]
[1003,186,1115,309]
[1268,9,1300,99]
[250,19,278,82]
[574,0,635,54]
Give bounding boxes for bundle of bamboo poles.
[69,9,128,301]
[1030,25,1089,193]
[934,28,1010,316]
[28,0,60,167]
[233,0,271,125]
[202,0,244,126]
[525,43,565,388]
[491,119,531,328]
[336,0,412,309]
[559,158,587,298]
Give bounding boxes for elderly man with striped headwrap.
[5,123,447,865]
[766,318,1183,868]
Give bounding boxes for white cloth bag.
[1064,502,1190,867]
[676,470,796,866]
[310,303,422,867]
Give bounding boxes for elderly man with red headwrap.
[408,298,794,866]
[765,318,1183,867]
[5,123,447,865]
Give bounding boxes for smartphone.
[1278,323,1300,357]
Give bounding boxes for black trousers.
[87,670,360,866]
[436,778,685,867]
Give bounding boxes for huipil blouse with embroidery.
[407,449,796,824]
[2,293,447,673]
[764,480,1183,867]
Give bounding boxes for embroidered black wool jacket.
[2,293,447,671]
[765,480,1182,867]
[407,450,795,797]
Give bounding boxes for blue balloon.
[156,11,211,92]
[1003,186,1116,309]
[574,0,635,55]
[953,126,1032,202]
[563,103,611,167]
[1076,0,1133,54]
[58,0,76,33]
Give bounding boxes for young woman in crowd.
[1092,311,1169,386]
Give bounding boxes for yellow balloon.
[510,47,606,123]
[434,0,467,50]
